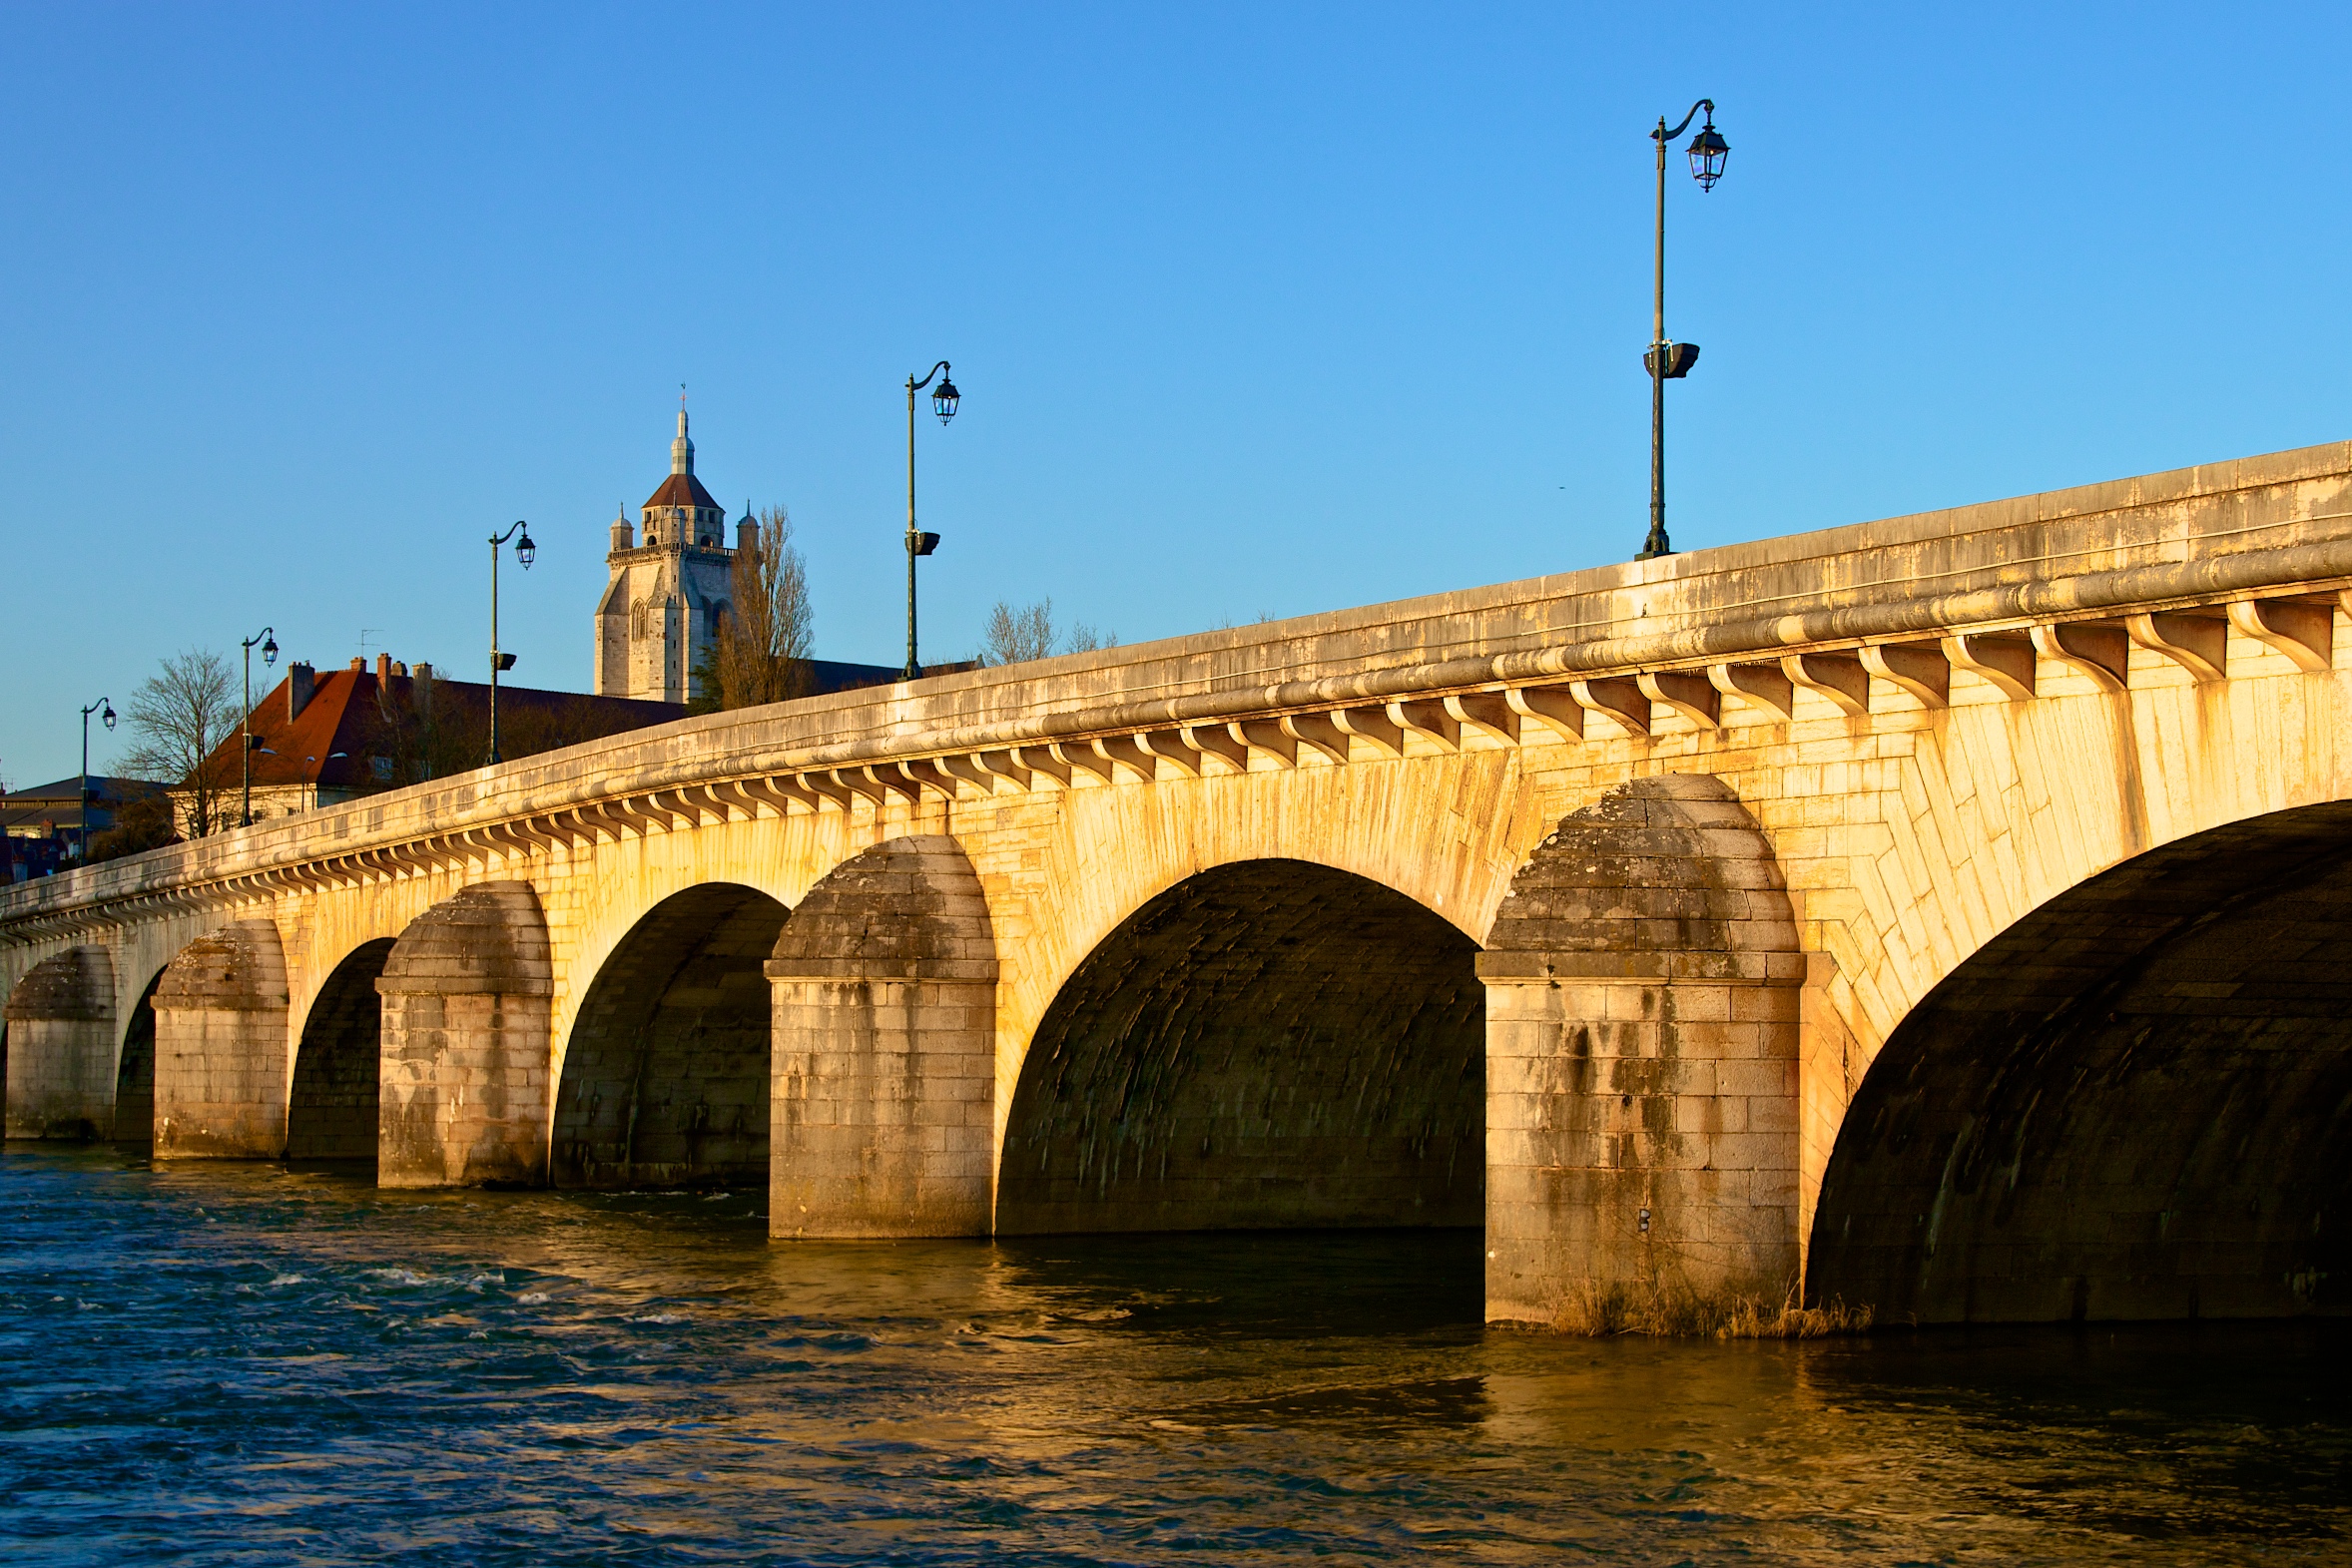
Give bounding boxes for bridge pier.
[2,946,118,1141]
[375,882,553,1187]
[152,920,292,1158]
[1480,776,1803,1329]
[766,836,996,1238]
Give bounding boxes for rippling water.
[1,1148,2345,1565]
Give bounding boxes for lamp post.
[239,626,279,826]
[486,520,536,766]
[1638,98,1729,562]
[79,697,115,860]
[902,360,959,680]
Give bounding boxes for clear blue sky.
[4,3,2346,786]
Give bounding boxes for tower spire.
[671,397,694,476]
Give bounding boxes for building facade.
[594,411,754,704]
[174,655,684,835]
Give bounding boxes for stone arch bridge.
[10,442,2352,1327]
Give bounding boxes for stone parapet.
[10,438,2352,938]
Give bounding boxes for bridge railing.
[6,439,2352,940]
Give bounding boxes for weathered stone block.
[1482,776,1802,1326]
[768,836,997,1238]
[153,920,290,1159]
[376,881,551,1188]
[3,946,117,1140]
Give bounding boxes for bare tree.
[981,599,1056,666]
[980,598,1118,665]
[696,505,815,712]
[119,649,238,838]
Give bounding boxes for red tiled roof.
[196,666,684,790]
[644,471,721,513]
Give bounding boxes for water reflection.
[1,1147,2344,1566]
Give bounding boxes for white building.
[593,411,756,703]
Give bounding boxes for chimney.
[348,658,364,673]
[287,662,316,722]
[413,663,433,720]
[392,662,408,678]
[375,654,391,684]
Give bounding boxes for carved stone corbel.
[1181,724,1252,773]
[1857,643,1950,708]
[1443,693,1521,745]
[1136,730,1206,776]
[2124,611,2227,682]
[1010,745,1073,786]
[1279,712,1352,764]
[2031,623,2128,692]
[1941,633,2037,701]
[1779,653,1871,716]
[2228,597,2333,673]
[1503,687,1584,743]
[1569,678,1650,737]
[1231,722,1298,767]
[1092,736,1161,782]
[1635,671,1719,728]
[1332,705,1409,756]
[1705,662,1794,721]
[1387,700,1460,752]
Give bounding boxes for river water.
[1,1148,2344,1565]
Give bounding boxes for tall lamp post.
[79,696,116,860]
[1637,99,1729,562]
[239,626,280,825]
[902,360,960,680]
[486,520,536,766]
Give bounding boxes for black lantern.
[102,703,117,732]
[1688,117,1729,191]
[515,527,536,569]
[932,373,959,424]
[262,633,279,667]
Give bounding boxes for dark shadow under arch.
[998,859,1483,1235]
[553,883,787,1190]
[113,966,168,1148]
[289,938,395,1165]
[1809,801,2352,1323]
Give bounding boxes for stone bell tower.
[593,409,742,703]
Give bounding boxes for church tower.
[593,410,739,703]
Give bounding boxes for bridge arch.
[112,963,169,1149]
[288,938,396,1166]
[996,856,1484,1235]
[1807,800,2352,1323]
[552,882,786,1189]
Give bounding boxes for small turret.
[671,409,694,476]
[738,498,759,556]
[611,505,635,553]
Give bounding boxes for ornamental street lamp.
[486,521,536,766]
[1638,99,1729,562]
[902,360,959,680]
[239,626,279,826]
[79,696,115,859]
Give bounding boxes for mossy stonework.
[11,441,2352,1327]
